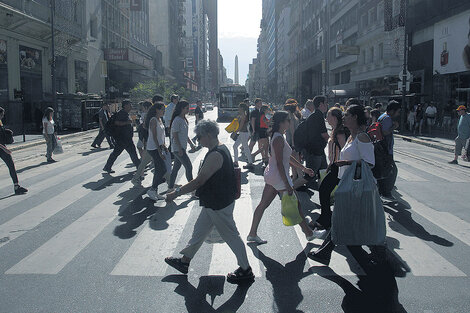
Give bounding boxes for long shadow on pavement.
[162,275,252,313]
[82,172,133,191]
[310,248,407,313]
[15,161,49,174]
[80,147,107,156]
[249,245,312,313]
[386,191,453,247]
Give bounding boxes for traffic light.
[14,89,23,100]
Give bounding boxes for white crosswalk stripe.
[110,151,205,276]
[0,157,130,249]
[1,141,469,280]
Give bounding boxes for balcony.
[330,54,358,71]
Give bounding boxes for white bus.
[217,85,248,121]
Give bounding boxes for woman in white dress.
[247,111,316,244]
[42,107,56,163]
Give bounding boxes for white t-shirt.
[338,135,375,179]
[147,117,166,151]
[163,102,176,126]
[425,106,437,118]
[171,116,189,152]
[42,117,55,135]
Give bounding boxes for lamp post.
[400,0,408,133]
[50,0,56,111]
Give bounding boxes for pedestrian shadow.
[249,245,312,313]
[113,195,158,239]
[385,192,453,247]
[82,172,133,191]
[148,198,193,231]
[162,275,253,313]
[80,147,107,156]
[16,161,49,174]
[310,249,408,313]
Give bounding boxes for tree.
[130,79,191,103]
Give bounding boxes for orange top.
[260,114,268,129]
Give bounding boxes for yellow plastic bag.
[281,193,303,226]
[225,118,239,133]
[319,169,338,199]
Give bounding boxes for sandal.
[227,266,255,284]
[164,257,189,274]
[246,235,267,244]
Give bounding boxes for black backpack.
[293,119,310,151]
[104,113,117,137]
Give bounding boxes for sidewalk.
[8,129,99,152]
[395,133,455,153]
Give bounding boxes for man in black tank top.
[164,120,254,284]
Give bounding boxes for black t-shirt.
[305,109,327,155]
[251,109,260,132]
[195,106,204,122]
[115,109,133,141]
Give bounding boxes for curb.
[9,129,99,152]
[395,134,454,153]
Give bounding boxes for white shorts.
[264,166,293,191]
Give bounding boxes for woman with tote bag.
[307,105,386,266]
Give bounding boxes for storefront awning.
[104,48,153,71]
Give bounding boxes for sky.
[218,0,262,85]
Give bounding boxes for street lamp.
[50,0,57,111]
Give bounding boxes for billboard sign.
[104,48,128,61]
[434,10,470,74]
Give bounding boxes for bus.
[218,85,248,121]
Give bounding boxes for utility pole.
[400,0,408,133]
[50,0,56,111]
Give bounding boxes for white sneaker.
[147,189,164,201]
[306,229,327,241]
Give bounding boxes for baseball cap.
[456,105,467,111]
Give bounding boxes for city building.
[276,4,290,100]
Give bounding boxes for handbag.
[53,135,64,154]
[230,132,239,141]
[225,118,239,133]
[331,160,386,246]
[281,192,303,226]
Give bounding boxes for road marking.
[208,177,262,277]
[0,158,130,249]
[396,190,470,247]
[385,217,466,277]
[396,167,427,182]
[0,153,110,211]
[110,152,205,277]
[5,179,144,274]
[395,155,468,183]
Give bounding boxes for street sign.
[399,69,413,81]
[398,81,411,91]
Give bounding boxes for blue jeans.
[169,150,193,188]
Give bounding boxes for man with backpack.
[91,103,114,149]
[377,100,401,201]
[295,96,329,187]
[103,100,140,174]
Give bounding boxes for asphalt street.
[1,108,469,313]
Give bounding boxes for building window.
[361,50,366,64]
[335,72,340,85]
[379,43,384,60]
[370,46,374,62]
[0,39,7,103]
[362,14,368,28]
[392,0,400,17]
[74,60,88,93]
[90,16,98,38]
[341,70,351,84]
[55,56,68,94]
[370,6,377,23]
[378,1,384,21]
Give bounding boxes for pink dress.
[264,132,293,191]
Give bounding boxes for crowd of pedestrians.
[2,89,470,286]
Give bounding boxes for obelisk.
[235,55,239,84]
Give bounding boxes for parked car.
[188,103,197,115]
[205,103,214,110]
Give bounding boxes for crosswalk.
[1,135,470,282]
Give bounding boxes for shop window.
[75,60,88,93]
[90,16,98,38]
[335,73,340,85]
[341,70,351,84]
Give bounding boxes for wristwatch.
[175,187,181,196]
